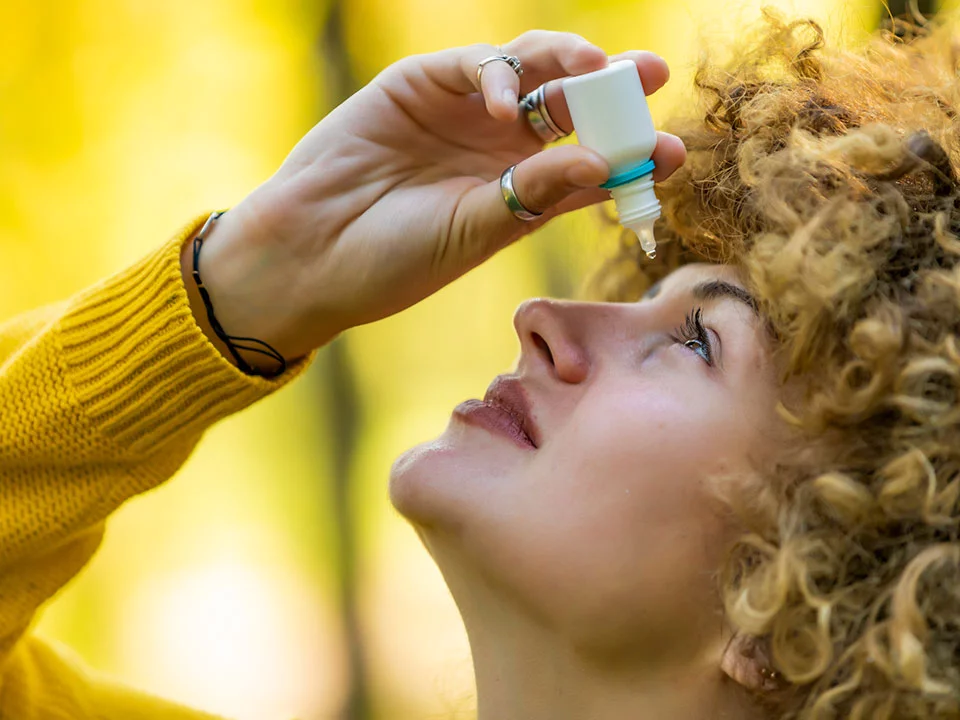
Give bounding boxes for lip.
[452,376,540,450]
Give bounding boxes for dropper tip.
[634,223,657,261]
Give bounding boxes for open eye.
[669,307,714,366]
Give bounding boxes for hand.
[195,31,687,362]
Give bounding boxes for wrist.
[180,233,240,369]
[179,208,308,374]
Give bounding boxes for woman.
[1,13,957,720]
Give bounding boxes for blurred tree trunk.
[317,2,373,719]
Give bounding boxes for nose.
[513,298,590,383]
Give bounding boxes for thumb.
[451,144,610,267]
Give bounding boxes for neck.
[450,588,763,720]
[421,538,765,720]
[472,626,749,720]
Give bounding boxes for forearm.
[0,213,316,674]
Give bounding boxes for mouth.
[452,376,540,450]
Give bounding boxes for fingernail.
[502,88,516,106]
[566,161,607,187]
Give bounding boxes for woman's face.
[390,263,782,665]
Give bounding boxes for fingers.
[449,145,610,267]
[650,131,687,182]
[502,30,608,94]
[476,53,523,122]
[509,145,610,215]
[467,33,605,122]
[551,186,613,216]
[607,50,670,95]
[446,130,687,273]
[417,34,673,131]
[415,43,512,95]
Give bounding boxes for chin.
[388,420,521,529]
[389,435,455,526]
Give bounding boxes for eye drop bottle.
[562,59,661,259]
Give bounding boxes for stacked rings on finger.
[500,165,542,221]
[477,51,523,85]
[520,84,569,143]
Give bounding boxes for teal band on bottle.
[600,159,657,190]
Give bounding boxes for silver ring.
[520,84,569,143]
[477,52,523,86]
[500,164,541,221]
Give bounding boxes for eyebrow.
[691,279,759,317]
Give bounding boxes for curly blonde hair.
[593,10,960,720]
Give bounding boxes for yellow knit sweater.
[0,213,316,719]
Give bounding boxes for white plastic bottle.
[562,59,661,259]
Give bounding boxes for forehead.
[649,263,743,298]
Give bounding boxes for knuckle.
[388,54,418,76]
[511,29,549,48]
[466,43,496,70]
[516,172,555,213]
[560,31,588,48]
[508,30,533,46]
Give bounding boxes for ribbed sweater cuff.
[56,212,316,455]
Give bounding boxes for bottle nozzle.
[607,174,660,261]
[633,222,657,260]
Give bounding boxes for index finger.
[415,32,609,120]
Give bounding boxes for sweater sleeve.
[0,212,317,718]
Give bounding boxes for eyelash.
[669,307,714,365]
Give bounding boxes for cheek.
[465,385,744,651]
[559,384,737,515]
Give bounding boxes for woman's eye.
[669,307,714,366]
[684,337,711,362]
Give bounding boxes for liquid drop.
[636,225,657,261]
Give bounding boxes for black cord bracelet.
[191,210,288,379]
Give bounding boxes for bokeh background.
[0,1,949,718]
